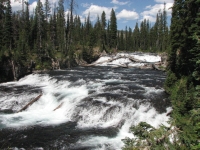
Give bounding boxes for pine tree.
[35,0,45,56]
[3,0,13,51]
[107,21,111,49]
[0,0,6,53]
[162,2,169,51]
[110,8,117,49]
[57,0,66,53]
[125,26,128,50]
[20,1,30,54]
[119,30,124,50]
[94,15,101,46]
[73,15,81,45]
[44,0,51,21]
[133,22,140,51]
[101,11,107,51]
[168,0,189,76]
[50,11,57,51]
[187,0,200,85]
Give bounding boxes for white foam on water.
[0,74,88,128]
[76,102,171,150]
[133,54,161,62]
[108,58,132,65]
[128,62,145,67]
[93,52,161,67]
[94,56,112,63]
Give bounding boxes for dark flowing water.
[0,66,171,150]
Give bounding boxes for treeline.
[123,0,200,149]
[118,5,170,52]
[0,0,119,70]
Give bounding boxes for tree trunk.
[11,60,17,81]
[53,102,64,111]
[17,94,42,113]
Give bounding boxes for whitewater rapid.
[0,53,171,150]
[93,52,161,67]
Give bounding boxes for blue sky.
[11,0,174,30]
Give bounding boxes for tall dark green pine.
[168,0,189,76]
[110,8,117,49]
[140,20,146,51]
[3,0,13,53]
[101,11,107,51]
[119,30,124,50]
[50,11,57,51]
[24,2,30,51]
[57,0,66,53]
[188,0,200,85]
[162,2,169,51]
[44,0,51,55]
[67,0,77,63]
[158,10,163,51]
[0,0,6,53]
[44,0,51,21]
[94,15,101,46]
[125,26,128,50]
[107,21,111,49]
[35,0,45,56]
[133,22,140,51]
[85,13,92,44]
[74,15,81,45]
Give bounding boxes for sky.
[10,0,174,30]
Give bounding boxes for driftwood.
[17,94,42,113]
[53,102,64,111]
[152,64,159,70]
[166,110,173,116]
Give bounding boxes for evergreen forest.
[0,0,169,82]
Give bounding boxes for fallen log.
[53,102,64,111]
[152,64,161,70]
[17,94,42,113]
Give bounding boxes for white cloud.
[81,5,114,22]
[117,9,139,20]
[81,3,92,8]
[141,2,173,22]
[141,15,156,22]
[11,0,26,12]
[154,0,174,3]
[10,0,59,14]
[111,0,129,5]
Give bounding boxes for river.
[0,53,171,150]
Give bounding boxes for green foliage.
[122,122,179,150]
[3,0,12,50]
[164,71,177,93]
[110,9,117,49]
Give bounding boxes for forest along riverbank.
[0,53,171,150]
